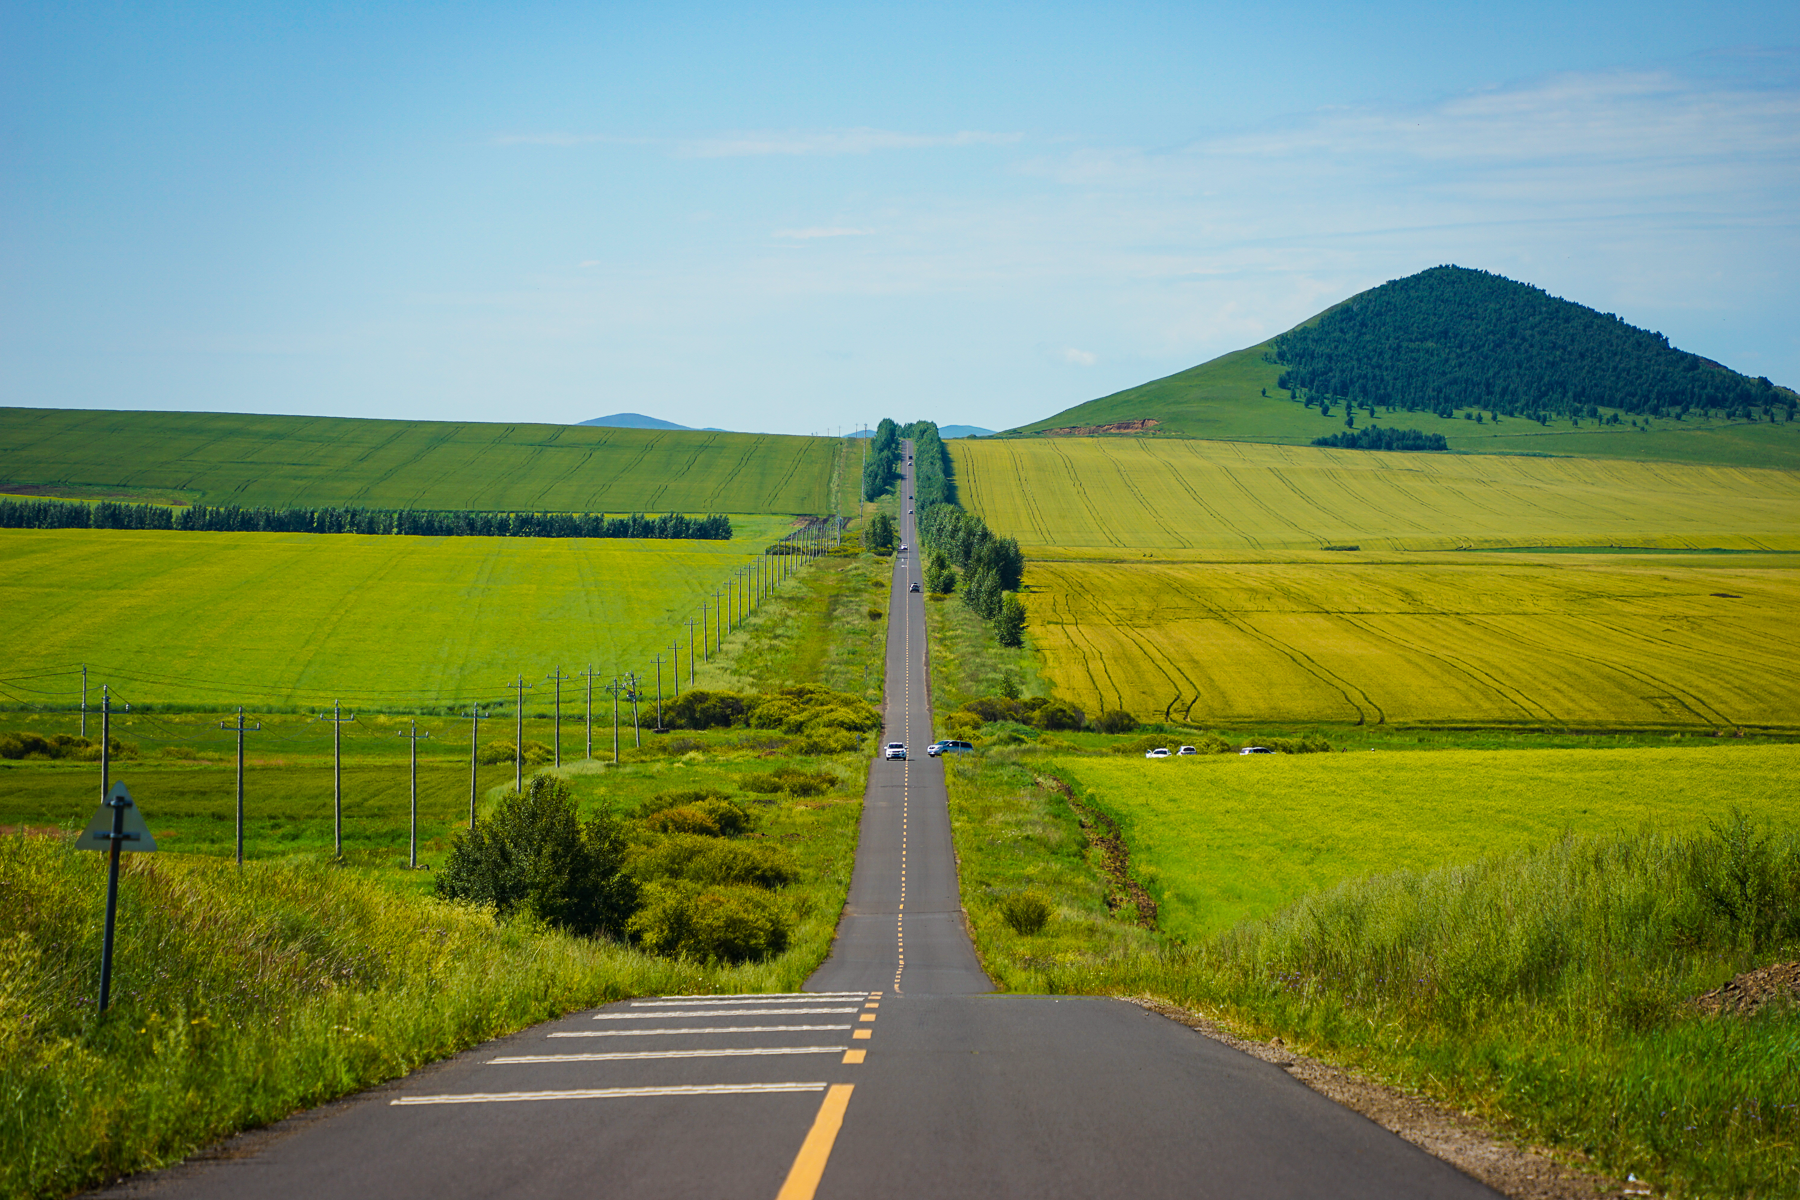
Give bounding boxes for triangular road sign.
[77,782,157,853]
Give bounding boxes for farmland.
[1026,553,1800,727]
[951,435,1800,554]
[1043,746,1800,940]
[0,522,794,710]
[0,407,847,514]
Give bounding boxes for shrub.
[664,690,752,730]
[791,730,859,756]
[1257,736,1333,754]
[627,882,790,962]
[1094,709,1138,734]
[0,733,135,761]
[943,712,983,738]
[867,606,884,620]
[962,696,1028,723]
[435,776,637,937]
[630,836,799,889]
[1032,700,1086,732]
[998,891,1053,935]
[639,792,753,837]
[741,768,837,797]
[477,739,554,766]
[996,594,1027,648]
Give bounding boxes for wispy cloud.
[494,128,1020,157]
[1060,347,1097,365]
[773,227,871,240]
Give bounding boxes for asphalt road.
[97,442,1498,1200]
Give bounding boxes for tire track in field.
[585,432,661,510]
[1334,613,1557,723]
[693,433,765,512]
[1158,444,1263,549]
[1005,444,1056,546]
[1210,446,1325,546]
[1107,442,1191,547]
[340,423,437,507]
[1050,443,1128,547]
[1059,565,1198,714]
[1458,615,1735,727]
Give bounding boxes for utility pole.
[713,589,723,655]
[581,665,601,758]
[652,654,665,731]
[686,619,698,683]
[670,642,681,698]
[510,675,533,792]
[313,700,358,857]
[81,664,88,739]
[546,666,569,767]
[396,719,431,869]
[605,676,624,764]
[625,671,643,748]
[467,704,489,830]
[219,707,262,866]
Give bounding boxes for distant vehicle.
[1239,746,1274,755]
[1176,746,1198,756]
[1144,747,1171,759]
[909,581,921,592]
[908,507,913,513]
[927,740,974,757]
[884,743,908,760]
[898,544,909,552]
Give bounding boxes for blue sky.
[3,2,1796,435]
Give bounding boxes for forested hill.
[1272,266,1792,424]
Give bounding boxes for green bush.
[629,836,799,889]
[1094,709,1138,734]
[476,739,554,766]
[741,768,837,797]
[1256,736,1332,754]
[664,690,752,730]
[627,882,790,963]
[436,776,637,937]
[637,788,731,817]
[998,890,1053,935]
[0,732,134,761]
[641,796,754,838]
[1032,700,1086,732]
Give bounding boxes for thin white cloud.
[1061,347,1097,366]
[494,128,1021,157]
[772,227,871,240]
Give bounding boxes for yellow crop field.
[1029,554,1800,728]
[952,437,1800,553]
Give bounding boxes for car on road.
[899,544,909,553]
[1239,746,1274,755]
[909,581,921,592]
[1144,747,1171,759]
[1176,746,1198,755]
[927,739,974,756]
[884,742,907,760]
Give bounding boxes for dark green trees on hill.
[861,418,901,500]
[1272,266,1795,423]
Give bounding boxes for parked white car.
[1144,747,1171,759]
[1239,746,1274,755]
[884,743,908,760]
[1176,746,1198,755]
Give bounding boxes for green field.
[1027,553,1800,728]
[0,407,848,513]
[1046,745,1800,941]
[0,524,796,709]
[952,435,1800,554]
[1007,338,1800,471]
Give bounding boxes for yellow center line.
[775,1083,855,1200]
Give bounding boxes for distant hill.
[580,412,693,430]
[939,425,995,439]
[1010,266,1800,471]
[0,408,842,515]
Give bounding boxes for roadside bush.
[664,690,752,730]
[630,836,799,889]
[791,729,860,756]
[943,712,983,739]
[1256,736,1333,754]
[0,732,135,761]
[627,882,790,963]
[637,788,731,816]
[477,739,554,766]
[999,890,1053,935]
[747,685,880,735]
[1032,700,1087,732]
[1684,809,1800,952]
[962,696,1028,723]
[1094,709,1139,735]
[741,768,836,797]
[436,776,637,938]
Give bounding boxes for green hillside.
[0,408,844,514]
[1011,268,1800,470]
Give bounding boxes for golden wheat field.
[1028,553,1800,727]
[951,437,1800,553]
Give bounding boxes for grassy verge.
[922,590,1800,1197]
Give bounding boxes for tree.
[436,776,638,938]
[865,511,896,554]
[996,594,1026,647]
[925,554,956,594]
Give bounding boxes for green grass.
[1006,337,1800,471]
[0,408,851,514]
[0,524,803,709]
[1042,746,1800,941]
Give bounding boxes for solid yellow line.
[776,1083,855,1200]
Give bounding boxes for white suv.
[1144,747,1171,759]
[884,743,908,760]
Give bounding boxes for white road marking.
[391,1083,827,1106]
[628,994,865,1007]
[491,1046,847,1064]
[550,1025,852,1038]
[593,1007,858,1020]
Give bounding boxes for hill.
[0,408,844,515]
[939,425,995,439]
[579,412,693,430]
[1010,267,1800,470]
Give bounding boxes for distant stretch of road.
[96,442,1499,1200]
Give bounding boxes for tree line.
[1312,426,1449,451]
[861,418,902,501]
[0,497,734,540]
[1271,265,1797,424]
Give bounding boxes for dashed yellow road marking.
[858,1013,876,1022]
[852,1029,872,1040]
[842,1049,866,1064]
[775,1083,855,1200]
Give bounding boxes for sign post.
[77,781,157,1015]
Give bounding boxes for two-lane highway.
[98,440,1502,1200]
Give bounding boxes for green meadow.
[0,407,849,513]
[1044,747,1800,940]
[0,523,798,710]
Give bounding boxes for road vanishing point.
[94,443,1501,1200]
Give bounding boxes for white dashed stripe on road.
[549,1025,853,1038]
[629,994,865,1007]
[490,1046,847,1064]
[593,1007,859,1020]
[392,1082,828,1106]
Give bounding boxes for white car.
[884,743,908,760]
[1176,746,1198,756]
[1144,747,1171,759]
[1239,746,1274,755]
[898,544,909,553]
